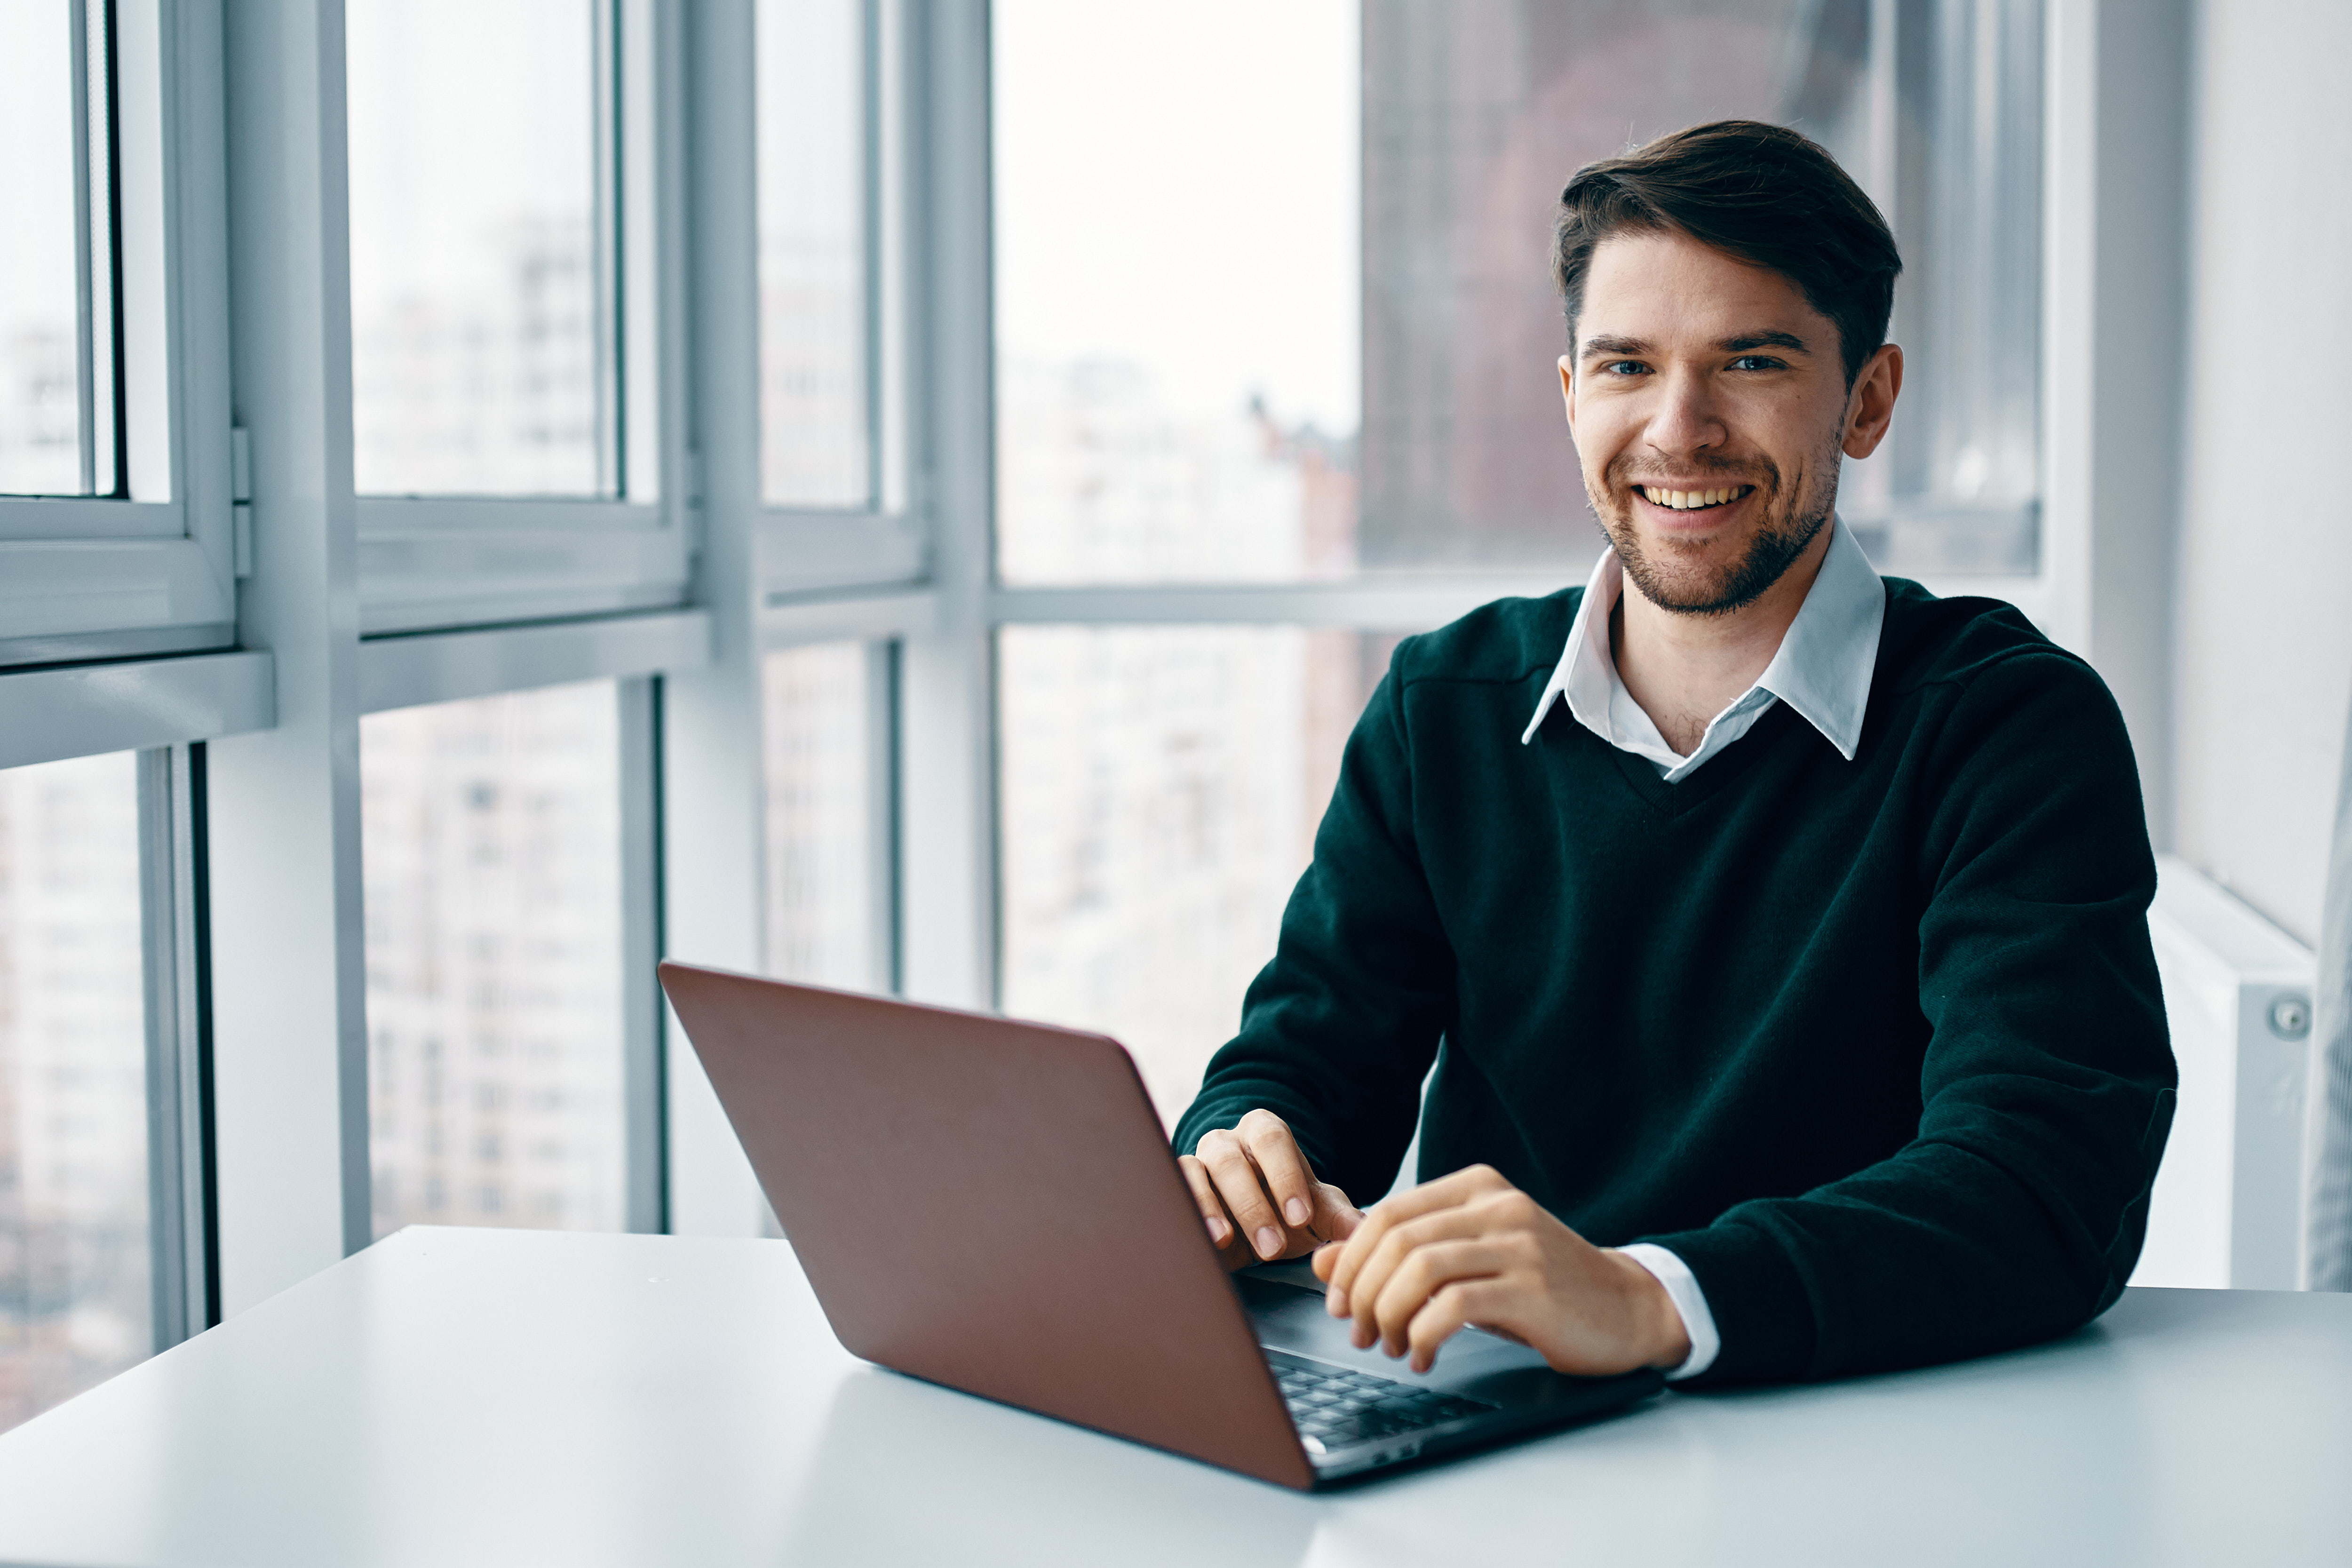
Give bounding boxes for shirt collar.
[1519,516,1886,761]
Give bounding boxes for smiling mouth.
[1636,484,1756,512]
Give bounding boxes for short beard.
[1592,447,1838,618]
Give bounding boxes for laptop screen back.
[657,962,1316,1489]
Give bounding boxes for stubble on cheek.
[1589,445,1838,617]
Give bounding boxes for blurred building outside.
[0,756,151,1435]
[0,326,78,498]
[361,683,628,1239]
[351,216,605,497]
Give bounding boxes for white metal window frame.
[353,0,698,637]
[357,0,932,640]
[749,0,928,605]
[0,0,239,669]
[194,0,720,1316]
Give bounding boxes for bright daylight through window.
[993,0,1360,586]
[363,684,627,1237]
[345,0,616,497]
[757,0,872,509]
[763,643,889,993]
[0,755,148,1436]
[0,0,118,497]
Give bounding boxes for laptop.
[657,961,1663,1489]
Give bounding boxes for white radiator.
[2130,855,2318,1290]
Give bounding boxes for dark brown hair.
[1552,120,1901,387]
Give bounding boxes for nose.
[1644,366,1727,461]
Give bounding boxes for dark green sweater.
[1175,579,2176,1387]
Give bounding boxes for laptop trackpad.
[1233,1267,1549,1397]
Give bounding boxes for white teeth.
[1642,485,1747,509]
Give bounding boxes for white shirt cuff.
[1615,1243,1721,1381]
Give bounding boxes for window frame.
[139,741,216,1348]
[350,0,699,637]
[0,0,238,670]
[751,0,929,603]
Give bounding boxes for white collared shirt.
[1523,517,1887,1380]
[1521,512,1886,773]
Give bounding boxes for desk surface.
[0,1227,2345,1568]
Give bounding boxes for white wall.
[2173,0,2352,946]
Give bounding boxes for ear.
[1841,343,1904,460]
[1557,356,1576,436]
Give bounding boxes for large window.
[343,0,685,639]
[0,0,236,671]
[362,684,628,1235]
[0,754,149,1433]
[346,0,616,498]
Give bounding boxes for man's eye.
[1729,355,1788,372]
[1602,360,1648,376]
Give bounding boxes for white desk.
[0,1227,2344,1567]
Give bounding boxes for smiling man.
[1172,121,2177,1387]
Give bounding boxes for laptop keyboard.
[1265,1348,1497,1455]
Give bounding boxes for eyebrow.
[1578,329,1813,358]
[1723,330,1810,355]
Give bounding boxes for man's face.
[1561,230,1882,616]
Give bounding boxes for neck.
[1609,522,1833,756]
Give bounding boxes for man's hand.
[1311,1164,1690,1376]
[1179,1109,1364,1270]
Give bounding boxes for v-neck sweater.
[1174,578,2177,1387]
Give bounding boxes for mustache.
[1602,456,1781,493]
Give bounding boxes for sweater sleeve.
[1641,645,2177,1386]
[1170,650,1454,1203]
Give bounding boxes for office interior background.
[0,0,2343,1435]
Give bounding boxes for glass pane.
[347,0,613,498]
[758,0,872,509]
[993,0,1361,585]
[1861,0,2043,575]
[0,0,95,497]
[0,754,151,1434]
[363,683,626,1235]
[999,628,1392,1123]
[763,643,885,988]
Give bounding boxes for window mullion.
[619,676,667,1234]
[68,0,98,495]
[137,743,213,1351]
[595,0,624,498]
